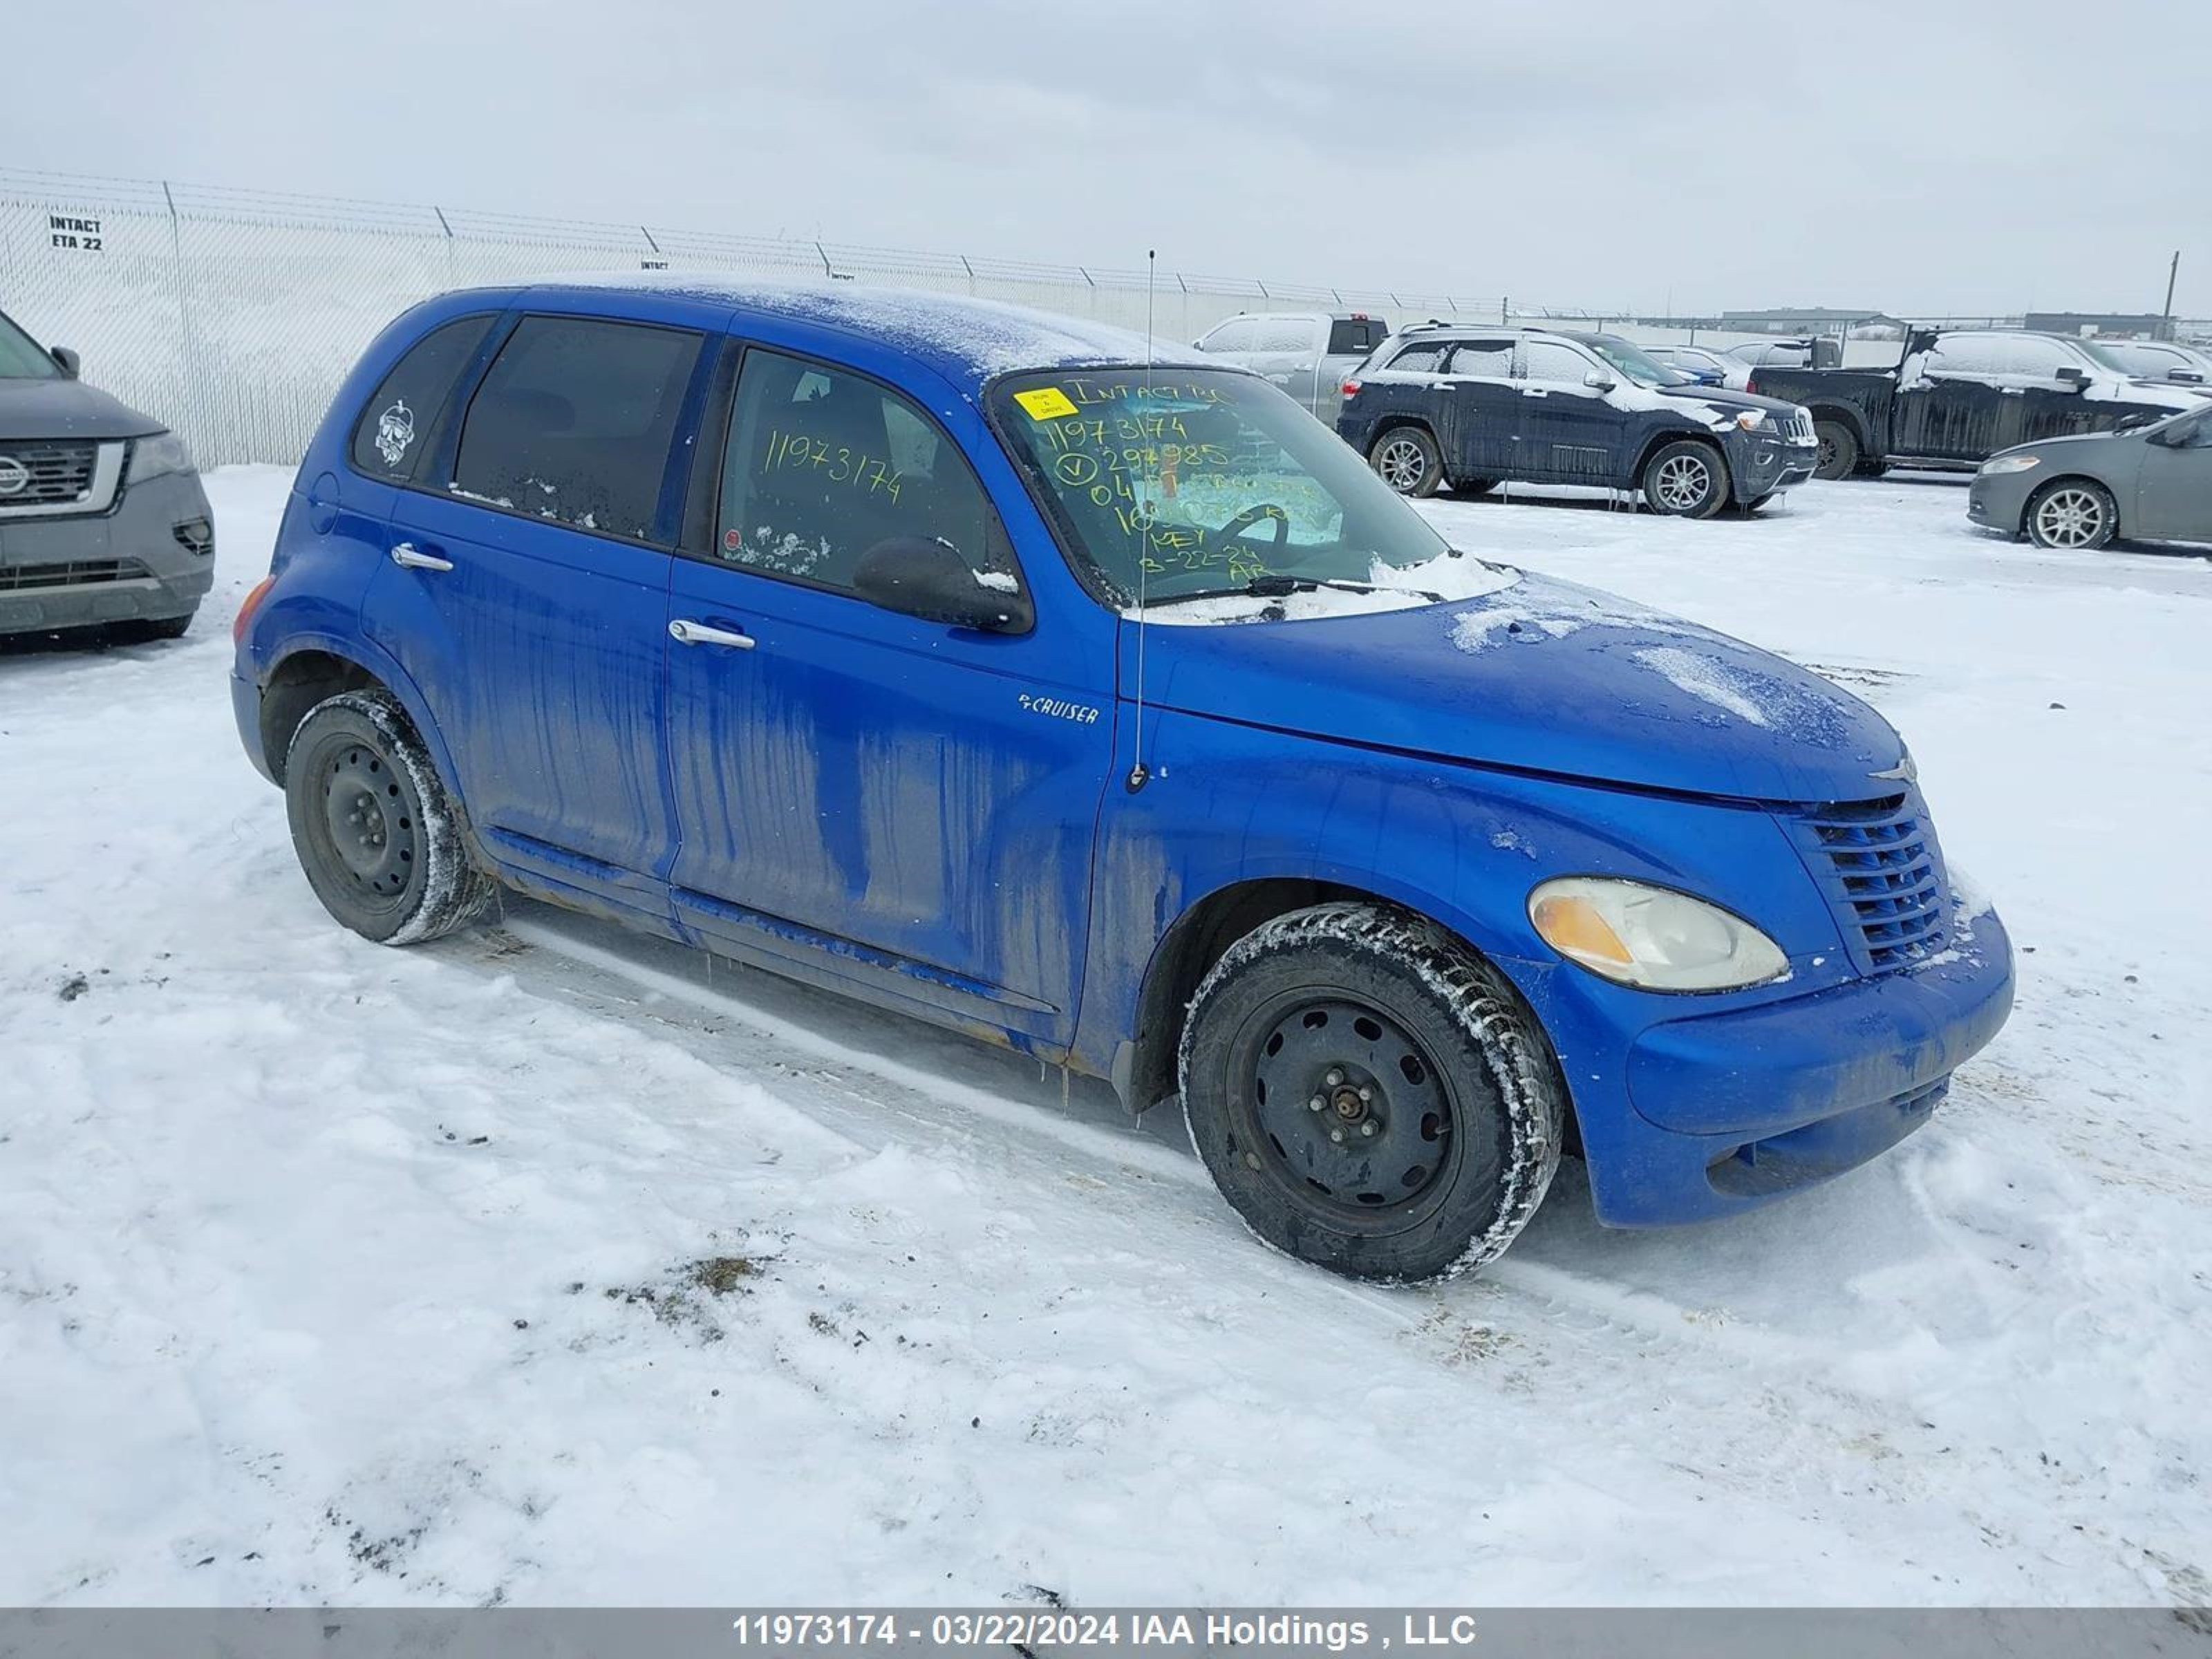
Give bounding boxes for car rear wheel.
[284,688,497,945]
[1370,427,1443,498]
[1813,420,1859,481]
[1641,440,1728,518]
[2025,479,2117,550]
[1179,902,1564,1282]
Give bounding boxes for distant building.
[2023,311,2175,341]
[1716,307,1904,336]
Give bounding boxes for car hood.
[0,376,167,442]
[1654,382,1806,418]
[1131,572,1906,802]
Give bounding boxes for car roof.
[495,275,1208,388]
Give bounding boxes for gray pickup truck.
[1192,310,1391,427]
[1,306,214,641]
[1748,328,2200,480]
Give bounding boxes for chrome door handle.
[669,618,756,650]
[390,542,453,572]
[1522,388,1549,397]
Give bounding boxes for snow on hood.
[0,375,167,442]
[1126,572,1905,801]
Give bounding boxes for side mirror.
[852,536,1031,632]
[50,346,79,378]
[2055,366,2090,389]
[2169,369,2204,384]
[1582,369,1617,391]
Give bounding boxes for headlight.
[1733,409,1772,432]
[126,431,194,487]
[1528,877,1789,992]
[1979,453,2041,476]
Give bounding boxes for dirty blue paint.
[235,279,2015,1229]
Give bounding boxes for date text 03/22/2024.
[727,1611,1485,1651]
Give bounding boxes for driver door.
[662,342,1114,1049]
[2136,411,2212,540]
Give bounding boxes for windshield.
[991,368,1453,606]
[0,310,59,380]
[1582,336,1676,389]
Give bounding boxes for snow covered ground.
[2,467,2207,1609]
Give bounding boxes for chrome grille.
[0,440,98,506]
[1787,793,1949,974]
[1776,407,1815,444]
[0,557,151,592]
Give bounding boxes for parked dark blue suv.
[232,280,2014,1280]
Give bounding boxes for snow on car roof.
[521,274,1208,384]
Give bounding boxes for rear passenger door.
[661,342,1113,1050]
[1516,339,1632,485]
[1248,316,1324,413]
[366,310,710,911]
[1432,337,1519,481]
[1891,334,2009,460]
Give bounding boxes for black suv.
[1338,326,1819,517]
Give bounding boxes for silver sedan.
[1967,403,2212,550]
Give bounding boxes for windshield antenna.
[1127,247,1156,794]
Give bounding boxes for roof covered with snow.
[521,274,1208,386]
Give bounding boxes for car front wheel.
[1812,420,1859,481]
[1370,428,1443,498]
[1179,903,1565,1282]
[1641,440,1728,518]
[284,688,497,944]
[2024,479,2117,550]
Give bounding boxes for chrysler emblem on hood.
[1869,754,1917,783]
[0,456,30,497]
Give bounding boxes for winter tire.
[2024,479,2117,551]
[1641,440,1728,519]
[1370,427,1443,498]
[285,688,496,945]
[1812,420,1859,481]
[115,611,196,642]
[1179,902,1565,1282]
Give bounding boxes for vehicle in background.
[1191,310,1390,425]
[232,281,2012,1281]
[1723,337,1841,373]
[1645,345,1749,390]
[1747,328,2200,480]
[1339,325,1819,517]
[1969,401,2212,550]
[2090,337,2212,389]
[0,306,213,642]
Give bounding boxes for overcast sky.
[6,0,2205,318]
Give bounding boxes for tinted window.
[1387,341,1449,373]
[350,314,496,481]
[1524,341,1593,384]
[1447,339,1515,377]
[0,308,59,380]
[715,348,1012,595]
[1328,318,1388,355]
[452,316,702,541]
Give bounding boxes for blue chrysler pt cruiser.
[232,280,2014,1281]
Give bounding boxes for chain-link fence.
[2,170,1559,467]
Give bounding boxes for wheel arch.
[1632,427,1731,494]
[256,632,460,798]
[1114,875,1580,1152]
[1805,402,1873,451]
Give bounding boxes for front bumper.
[1727,431,1820,500]
[0,471,216,635]
[1542,901,2014,1227]
[1967,468,2034,535]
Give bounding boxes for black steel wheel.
[1640,440,1729,518]
[1370,427,1444,498]
[283,688,496,944]
[1813,420,1859,481]
[1180,903,1564,1281]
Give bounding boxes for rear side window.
[349,314,496,482]
[1387,341,1449,373]
[1927,336,2002,377]
[713,347,1013,595]
[1253,317,1315,353]
[1327,318,1387,355]
[451,315,703,542]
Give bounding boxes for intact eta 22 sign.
[48,214,104,253]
